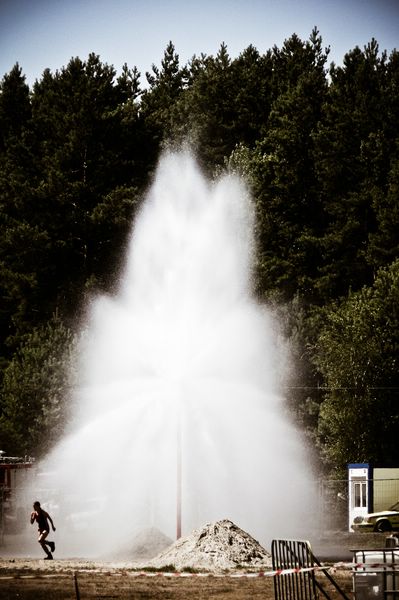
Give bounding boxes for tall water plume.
[41,150,314,556]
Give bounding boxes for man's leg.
[38,530,53,559]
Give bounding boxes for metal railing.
[272,538,351,600]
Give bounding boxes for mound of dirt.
[128,527,173,560]
[147,519,272,572]
[103,527,173,561]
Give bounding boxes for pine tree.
[140,41,188,154]
[0,63,31,150]
[251,29,330,301]
[313,40,387,299]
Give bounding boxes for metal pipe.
[176,410,182,540]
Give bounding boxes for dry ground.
[0,558,353,600]
[2,527,376,599]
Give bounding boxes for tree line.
[0,29,398,476]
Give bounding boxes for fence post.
[73,571,80,600]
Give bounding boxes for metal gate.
[272,539,317,600]
[272,539,350,600]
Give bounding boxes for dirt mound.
[148,519,272,572]
[103,527,173,561]
[128,527,173,560]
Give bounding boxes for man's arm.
[46,511,56,531]
[30,511,36,525]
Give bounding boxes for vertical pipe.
[176,408,182,540]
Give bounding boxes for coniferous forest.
[1,29,398,476]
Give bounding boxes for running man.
[30,501,56,560]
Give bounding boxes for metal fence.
[272,539,318,600]
[318,479,349,531]
[271,538,350,600]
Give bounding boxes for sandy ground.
[0,557,353,600]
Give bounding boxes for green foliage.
[89,185,142,288]
[367,145,399,268]
[172,42,274,172]
[246,30,330,301]
[141,41,188,153]
[0,55,146,360]
[0,63,31,149]
[0,315,78,457]
[313,260,399,471]
[0,32,398,473]
[312,40,389,299]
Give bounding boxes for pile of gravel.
[147,519,272,572]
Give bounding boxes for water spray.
[38,150,314,557]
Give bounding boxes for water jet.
[40,150,314,557]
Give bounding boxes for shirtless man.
[30,501,56,560]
